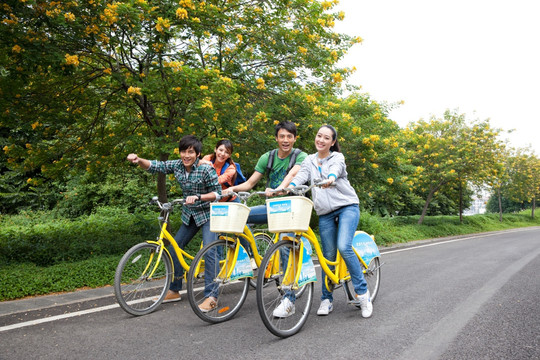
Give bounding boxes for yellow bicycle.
[256,184,382,337]
[113,197,195,316]
[186,191,305,323]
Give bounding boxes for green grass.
[1,210,538,301]
[361,210,540,245]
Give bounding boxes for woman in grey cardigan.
[272,125,373,319]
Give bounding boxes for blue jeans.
[169,217,218,297]
[246,204,267,224]
[319,204,366,302]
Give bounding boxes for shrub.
[0,206,187,266]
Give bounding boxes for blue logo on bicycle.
[352,231,380,265]
[211,205,229,217]
[268,200,291,214]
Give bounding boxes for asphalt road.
[1,227,539,360]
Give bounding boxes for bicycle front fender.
[352,231,380,266]
[146,240,174,280]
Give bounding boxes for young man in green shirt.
[226,121,307,223]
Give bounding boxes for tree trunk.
[418,186,436,225]
[157,152,169,202]
[497,187,503,222]
[532,196,536,219]
[459,181,463,223]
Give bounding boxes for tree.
[1,0,360,207]
[505,149,539,218]
[404,110,504,224]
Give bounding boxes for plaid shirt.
[148,159,221,227]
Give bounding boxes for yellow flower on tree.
[387,178,394,185]
[64,12,76,22]
[12,44,22,53]
[256,78,265,90]
[331,72,342,83]
[65,54,80,66]
[127,86,142,95]
[155,17,171,33]
[176,8,188,19]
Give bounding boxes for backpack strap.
[219,161,230,175]
[265,148,301,187]
[287,148,301,173]
[265,149,277,175]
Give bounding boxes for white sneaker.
[317,299,333,316]
[272,297,295,318]
[356,290,373,318]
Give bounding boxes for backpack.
[265,148,301,186]
[221,161,247,186]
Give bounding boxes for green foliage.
[402,110,505,223]
[1,0,359,205]
[363,211,540,245]
[0,206,183,266]
[0,256,120,300]
[486,192,530,213]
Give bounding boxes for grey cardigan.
[290,152,359,216]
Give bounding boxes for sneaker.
[317,299,333,316]
[198,297,218,313]
[161,290,181,303]
[356,290,373,318]
[272,297,295,318]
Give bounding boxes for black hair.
[178,135,202,155]
[320,124,341,152]
[274,121,297,137]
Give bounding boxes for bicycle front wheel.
[187,239,250,323]
[256,240,314,338]
[114,242,172,316]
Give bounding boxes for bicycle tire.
[249,232,274,288]
[256,240,314,338]
[114,242,173,316]
[187,239,250,323]
[344,256,381,303]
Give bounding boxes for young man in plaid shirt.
[127,135,222,312]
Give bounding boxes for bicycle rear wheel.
[344,256,381,302]
[114,242,172,316]
[249,232,274,288]
[187,239,250,323]
[256,240,314,338]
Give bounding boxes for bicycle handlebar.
[281,179,334,196]
[149,196,186,212]
[217,179,334,203]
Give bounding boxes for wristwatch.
[196,194,201,200]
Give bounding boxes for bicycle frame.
[210,225,276,279]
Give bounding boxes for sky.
[333,0,540,154]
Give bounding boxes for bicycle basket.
[266,196,313,233]
[210,202,251,233]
